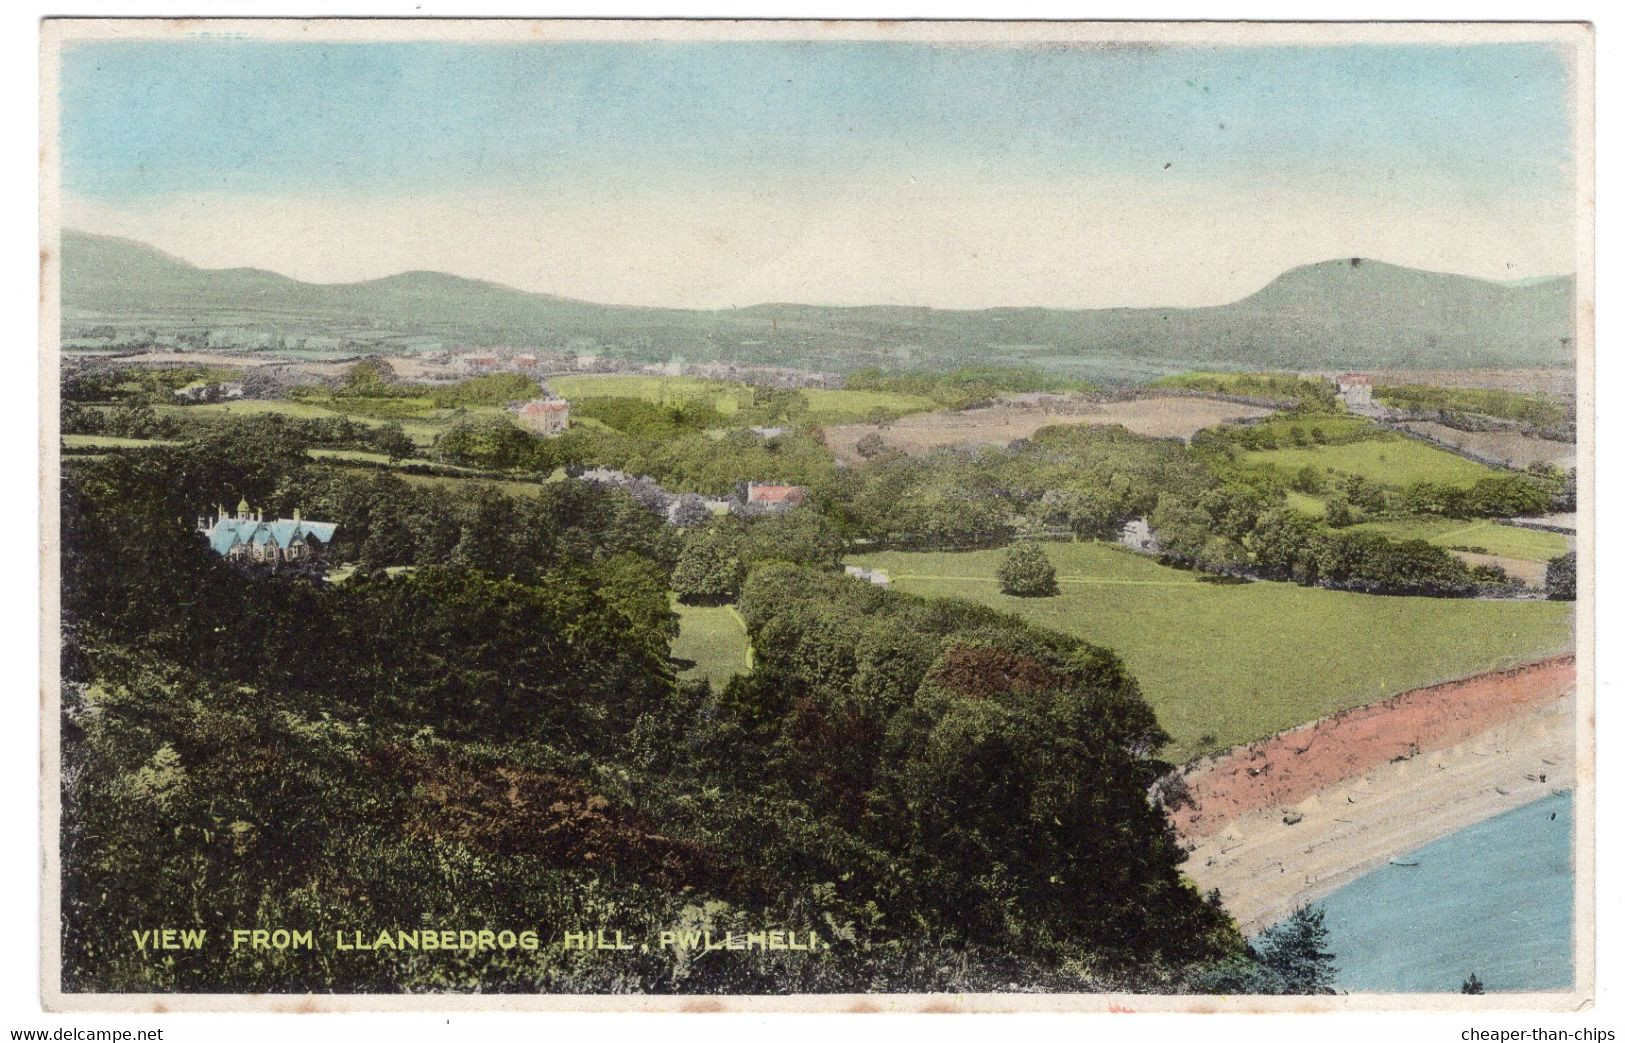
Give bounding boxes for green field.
[295,393,442,420]
[1284,491,1328,517]
[1238,414,1376,445]
[1241,434,1502,489]
[847,541,1573,761]
[1348,518,1573,561]
[323,464,555,501]
[671,600,752,688]
[62,434,181,450]
[159,398,346,421]
[159,398,504,446]
[309,447,433,466]
[548,375,753,415]
[800,388,936,418]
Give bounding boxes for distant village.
[64,329,839,392]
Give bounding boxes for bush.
[1546,551,1576,601]
[997,543,1059,597]
[854,432,890,459]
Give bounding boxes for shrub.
[997,543,1059,597]
[1546,551,1576,601]
[854,432,890,459]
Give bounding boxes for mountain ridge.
[58,230,1578,378]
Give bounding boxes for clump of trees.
[672,513,844,604]
[672,526,746,605]
[733,563,1241,967]
[1153,488,1479,597]
[434,415,557,472]
[572,396,723,439]
[997,542,1058,596]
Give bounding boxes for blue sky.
[57,39,1579,308]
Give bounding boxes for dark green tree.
[672,526,747,604]
[1255,904,1337,994]
[374,424,417,463]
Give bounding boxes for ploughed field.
[845,541,1575,761]
[822,395,1275,464]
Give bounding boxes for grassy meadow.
[799,387,937,418]
[1240,434,1502,489]
[547,375,754,415]
[847,540,1574,761]
[63,434,182,450]
[156,398,457,446]
[1347,517,1573,561]
[671,600,753,688]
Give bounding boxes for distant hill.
[58,231,1577,379]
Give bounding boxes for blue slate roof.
[204,515,338,556]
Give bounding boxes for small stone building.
[515,398,571,436]
[1336,373,1374,409]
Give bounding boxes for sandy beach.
[1174,657,1577,932]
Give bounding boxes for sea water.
[1295,790,1574,993]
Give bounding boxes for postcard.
[39,18,1594,1012]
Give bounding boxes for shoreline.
[1172,656,1577,932]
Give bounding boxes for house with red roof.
[744,482,807,513]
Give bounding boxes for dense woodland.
[59,417,1356,993]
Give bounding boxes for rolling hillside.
[59,231,1577,378]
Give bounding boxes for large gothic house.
[198,500,338,564]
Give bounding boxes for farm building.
[1336,373,1374,409]
[515,398,571,436]
[198,500,337,564]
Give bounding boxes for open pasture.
[800,387,936,419]
[1240,433,1502,489]
[1348,517,1572,562]
[546,375,754,415]
[671,600,752,689]
[157,397,496,446]
[846,540,1574,761]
